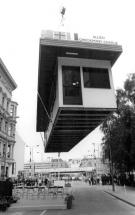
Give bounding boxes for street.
[2,182,135,215]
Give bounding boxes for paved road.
[0,211,47,215]
[45,184,135,215]
[2,182,135,215]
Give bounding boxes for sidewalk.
[103,185,135,207]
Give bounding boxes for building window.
[12,163,15,174]
[0,141,1,157]
[53,31,66,40]
[5,121,8,133]
[3,144,6,157]
[0,118,3,131]
[8,124,11,136]
[8,123,14,136]
[14,106,17,117]
[10,104,14,116]
[83,67,111,89]
[6,101,9,111]
[7,145,10,158]
[2,96,5,107]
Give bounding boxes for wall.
[58,57,117,109]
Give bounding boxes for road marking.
[10,204,65,209]
[10,212,23,215]
[40,210,47,215]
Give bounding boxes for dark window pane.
[83,67,111,89]
[62,66,82,105]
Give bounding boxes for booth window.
[62,66,82,105]
[83,67,111,89]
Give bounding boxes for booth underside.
[44,107,115,152]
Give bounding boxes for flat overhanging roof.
[37,37,122,132]
[40,37,122,61]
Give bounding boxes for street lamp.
[107,121,115,192]
[92,143,96,167]
[25,144,39,177]
[58,152,60,181]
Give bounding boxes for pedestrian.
[5,177,13,199]
[91,176,94,185]
[44,178,48,186]
[38,177,42,186]
[88,177,91,185]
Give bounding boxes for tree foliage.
[100,73,135,173]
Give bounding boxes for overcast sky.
[0,0,134,161]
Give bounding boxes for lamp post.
[92,143,96,169]
[25,146,33,178]
[107,121,115,192]
[58,152,60,181]
[25,145,39,178]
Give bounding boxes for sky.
[0,0,135,162]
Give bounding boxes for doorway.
[62,66,82,105]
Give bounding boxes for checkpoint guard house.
[36,30,122,153]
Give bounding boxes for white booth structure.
[36,30,122,152]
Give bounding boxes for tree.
[100,74,135,175]
[124,73,135,103]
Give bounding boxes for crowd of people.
[87,173,135,186]
[2,171,135,191]
[12,177,52,187]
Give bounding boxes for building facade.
[79,157,109,176]
[0,58,18,178]
[23,158,107,179]
[24,159,69,178]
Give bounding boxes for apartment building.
[0,58,18,178]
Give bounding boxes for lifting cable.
[40,132,45,145]
[60,6,66,26]
[58,0,66,28]
[37,91,52,122]
[37,3,66,124]
[38,2,66,145]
